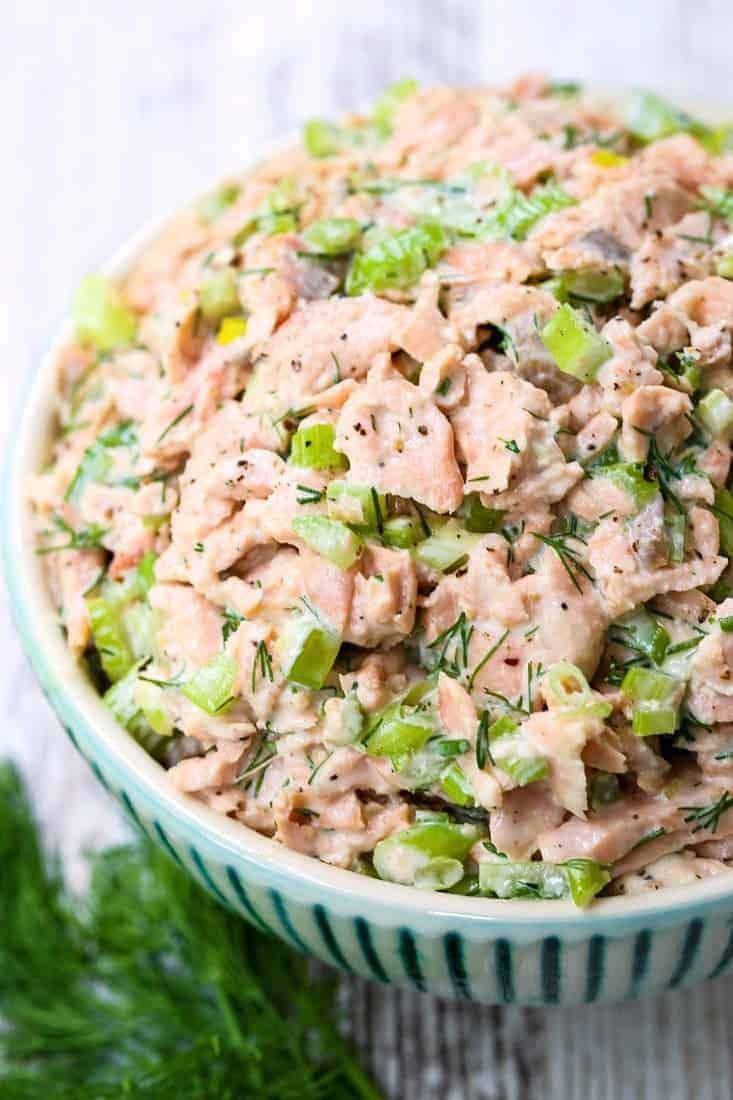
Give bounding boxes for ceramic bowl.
[7,95,733,1005]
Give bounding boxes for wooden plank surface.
[2,3,733,1096]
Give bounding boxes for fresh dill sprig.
[35,512,108,555]
[681,790,733,834]
[295,484,325,505]
[426,611,473,679]
[0,762,382,1099]
[251,639,274,692]
[530,531,593,593]
[221,608,246,643]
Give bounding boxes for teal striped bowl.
[6,196,733,1008]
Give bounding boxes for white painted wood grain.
[3,3,733,1096]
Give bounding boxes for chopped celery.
[301,218,361,255]
[440,762,475,807]
[279,611,340,690]
[72,274,137,353]
[714,487,733,557]
[303,119,342,158]
[104,669,167,759]
[546,268,625,304]
[540,304,612,382]
[460,494,505,534]
[323,690,364,746]
[665,505,686,564]
[381,515,424,548]
[545,661,612,719]
[199,270,240,322]
[197,183,240,223]
[372,78,419,137]
[621,666,680,736]
[716,254,733,279]
[479,857,609,906]
[290,423,347,470]
[482,181,577,242]
[589,462,659,510]
[696,388,733,440]
[136,551,157,592]
[489,716,548,787]
[134,679,174,738]
[373,820,481,887]
[413,520,477,572]
[346,221,447,296]
[413,857,465,890]
[216,316,247,344]
[87,597,135,683]
[326,480,385,532]
[292,515,363,569]
[366,703,436,759]
[627,89,712,146]
[181,653,238,715]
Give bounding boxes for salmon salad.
[32,76,733,904]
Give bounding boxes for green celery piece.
[627,89,712,146]
[0,763,383,1095]
[621,666,680,737]
[547,268,625,304]
[87,597,135,683]
[372,78,419,137]
[716,254,733,279]
[326,480,385,532]
[366,704,435,758]
[373,820,481,886]
[479,857,609,906]
[540,304,612,382]
[134,679,174,738]
[302,217,361,254]
[292,515,363,570]
[665,505,686,564]
[181,653,238,714]
[346,221,447,296]
[199,269,241,322]
[589,462,659,511]
[381,514,424,548]
[279,612,341,690]
[413,519,478,572]
[303,118,342,157]
[489,717,548,787]
[632,707,679,736]
[103,669,167,758]
[460,494,505,533]
[413,857,465,890]
[714,487,733,557]
[197,182,240,223]
[290,422,347,470]
[611,608,670,666]
[482,181,576,242]
[72,274,137,352]
[440,762,475,807]
[696,388,733,440]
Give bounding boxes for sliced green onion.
[326,480,385,532]
[714,487,733,557]
[292,515,363,570]
[544,268,625,304]
[278,612,340,690]
[540,304,612,383]
[181,653,238,715]
[301,218,361,255]
[440,762,475,807]
[413,520,478,572]
[199,270,241,322]
[545,661,612,718]
[611,609,670,666]
[716,254,733,279]
[217,316,247,344]
[373,819,481,887]
[696,389,733,441]
[479,857,609,906]
[346,221,447,296]
[197,183,240,223]
[381,515,424,548]
[72,274,137,353]
[371,78,419,138]
[303,119,342,158]
[665,505,686,564]
[290,423,347,470]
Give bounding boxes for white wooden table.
[3,3,733,1095]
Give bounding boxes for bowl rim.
[7,89,733,933]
